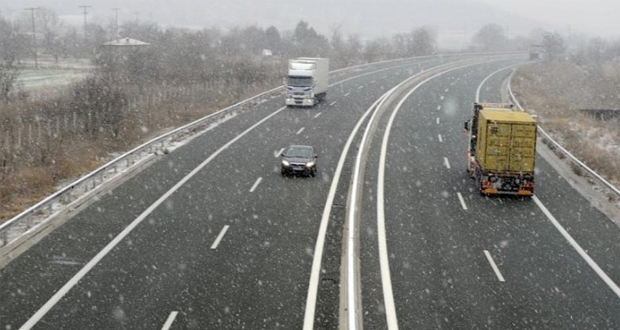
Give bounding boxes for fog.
[5,0,615,43]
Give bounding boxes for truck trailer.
[286,57,329,107]
[464,103,537,196]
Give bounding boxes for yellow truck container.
[465,103,537,196]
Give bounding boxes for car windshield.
[284,147,313,158]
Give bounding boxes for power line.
[79,5,91,44]
[111,8,120,37]
[24,7,39,69]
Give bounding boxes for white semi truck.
[286,57,329,107]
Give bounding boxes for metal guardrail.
[507,69,620,197]
[0,57,414,247]
[0,52,523,247]
[0,85,285,247]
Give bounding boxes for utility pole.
[79,5,91,45]
[111,8,120,37]
[24,7,39,69]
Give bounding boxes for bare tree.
[543,32,566,61]
[410,27,436,56]
[363,37,392,63]
[0,16,19,103]
[473,23,506,50]
[36,7,62,55]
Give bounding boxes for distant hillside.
[2,0,548,42]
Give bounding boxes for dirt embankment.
[512,61,620,188]
[0,81,277,223]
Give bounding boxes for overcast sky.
[2,0,619,40]
[477,0,620,37]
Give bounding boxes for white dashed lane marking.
[249,177,262,193]
[457,192,468,210]
[210,225,230,250]
[484,250,506,282]
[161,311,179,330]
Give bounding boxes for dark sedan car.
[280,145,318,177]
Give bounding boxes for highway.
[1,55,620,330]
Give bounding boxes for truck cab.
[286,58,328,107]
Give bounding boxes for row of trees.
[3,5,597,107]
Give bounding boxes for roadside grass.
[513,60,620,186]
[0,81,276,223]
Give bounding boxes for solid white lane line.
[18,104,290,330]
[210,225,230,250]
[249,177,262,193]
[313,112,322,118]
[373,62,490,330]
[161,311,179,330]
[443,157,450,169]
[302,94,390,330]
[484,250,506,282]
[296,127,305,135]
[275,148,285,157]
[437,105,441,111]
[436,117,440,124]
[533,196,620,299]
[344,92,351,97]
[457,192,468,210]
[329,101,337,106]
[475,63,521,103]
[438,134,443,142]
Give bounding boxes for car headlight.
[282,160,290,166]
[306,162,315,167]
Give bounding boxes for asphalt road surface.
[2,55,620,330]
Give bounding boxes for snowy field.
[15,58,93,99]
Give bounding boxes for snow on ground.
[2,109,238,247]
